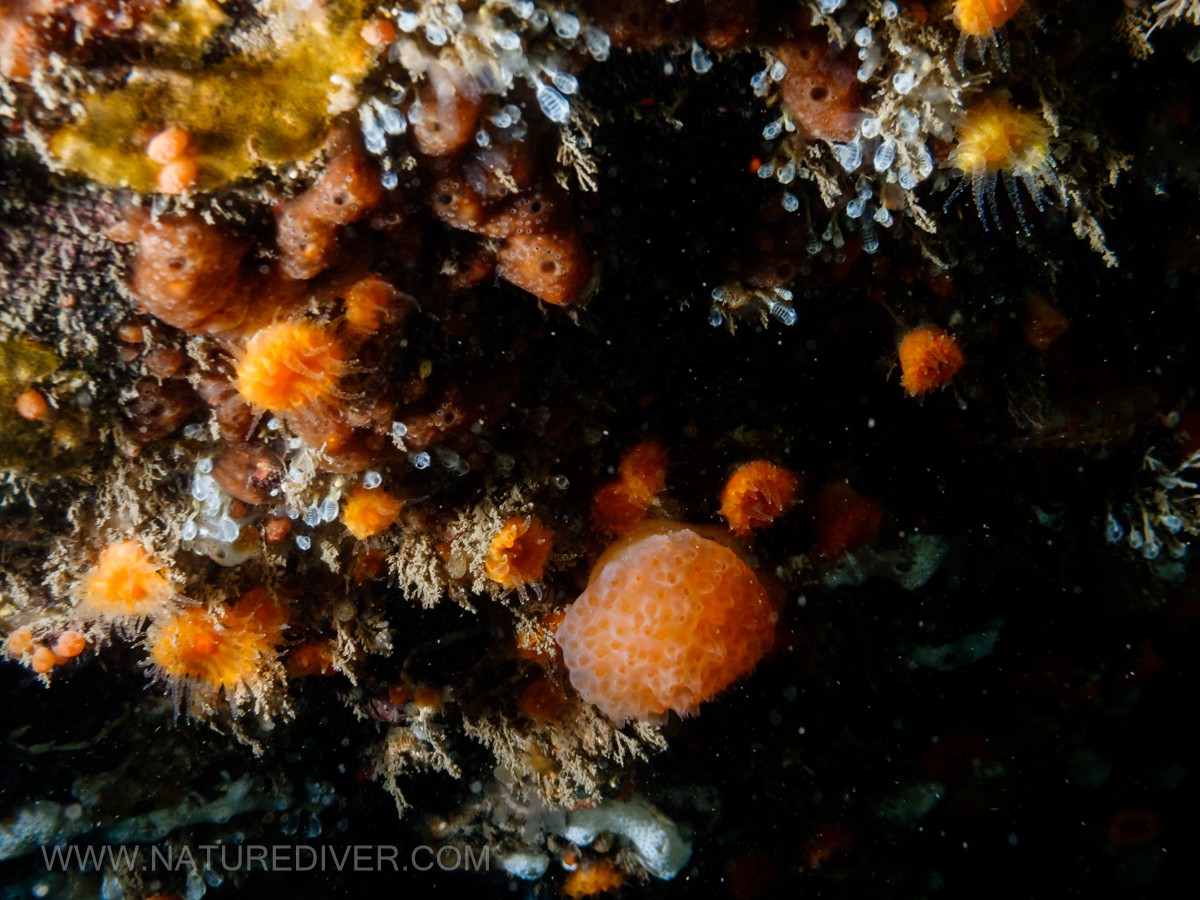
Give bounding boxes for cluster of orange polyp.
[111,116,593,482]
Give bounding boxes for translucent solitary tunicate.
[218,517,239,543]
[834,138,863,172]
[320,499,339,522]
[846,196,866,218]
[475,130,490,147]
[536,81,571,123]
[769,60,788,82]
[897,107,920,138]
[874,207,894,227]
[708,308,725,328]
[763,119,783,140]
[182,519,199,541]
[899,169,918,190]
[861,220,880,254]
[855,27,873,47]
[858,44,882,81]
[860,116,882,139]
[776,161,796,184]
[750,69,770,96]
[496,30,522,51]
[295,535,312,551]
[1162,514,1183,533]
[550,71,578,95]
[882,1,899,19]
[424,22,448,45]
[757,161,775,179]
[916,145,934,179]
[444,3,463,25]
[412,452,432,470]
[1129,529,1145,550]
[363,470,382,489]
[1105,513,1124,543]
[893,71,916,95]
[782,191,800,212]
[806,230,822,255]
[691,42,713,74]
[817,0,845,12]
[513,0,534,19]
[583,26,610,61]
[197,457,213,474]
[397,11,420,31]
[359,103,386,155]
[552,10,581,40]
[303,506,321,528]
[376,102,406,135]
[530,9,549,29]
[874,138,896,171]
[767,300,798,326]
[391,421,408,439]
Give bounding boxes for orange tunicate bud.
[14,388,48,421]
[5,627,34,658]
[719,460,801,538]
[146,126,191,164]
[485,515,554,589]
[360,17,396,47]
[286,642,336,678]
[496,228,592,306]
[53,631,87,659]
[776,34,863,143]
[31,646,58,674]
[812,482,883,559]
[898,325,964,396]
[156,157,199,194]
[235,320,348,411]
[412,684,442,709]
[342,484,403,539]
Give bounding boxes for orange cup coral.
[719,460,801,538]
[147,605,276,693]
[234,320,348,412]
[898,325,964,396]
[485,515,554,589]
[78,539,174,622]
[556,523,777,721]
[342,484,404,539]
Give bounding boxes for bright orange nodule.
[235,320,348,411]
[557,522,776,722]
[79,540,174,621]
[898,325,964,396]
[563,860,625,898]
[485,515,554,588]
[812,482,883,559]
[342,484,404,539]
[953,0,1025,37]
[720,460,801,538]
[148,606,272,690]
[617,442,668,507]
[53,631,87,659]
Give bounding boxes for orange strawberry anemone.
[485,515,554,589]
[898,325,964,396]
[719,460,801,538]
[234,320,349,411]
[79,539,174,622]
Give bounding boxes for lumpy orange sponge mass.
[556,523,776,722]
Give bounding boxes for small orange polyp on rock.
[78,539,174,622]
[617,442,669,507]
[898,325,964,396]
[234,320,348,411]
[952,0,1025,37]
[556,522,777,722]
[342,484,403,539]
[485,515,554,589]
[720,460,801,538]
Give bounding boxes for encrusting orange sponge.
[556,522,777,722]
[898,325,964,396]
[234,320,348,412]
[719,460,801,538]
[342,484,403,539]
[78,539,174,622]
[485,515,554,589]
[562,859,625,898]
